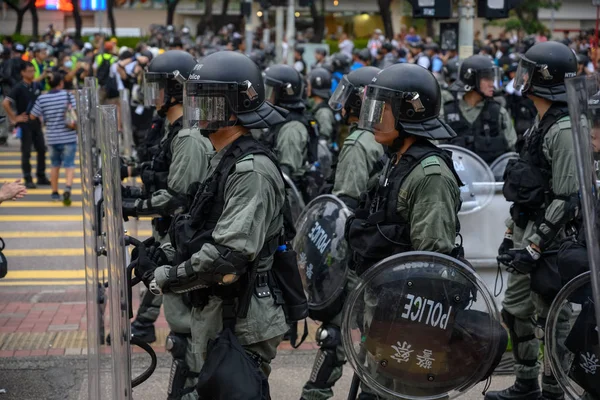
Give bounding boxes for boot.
[484,378,541,400]
[130,320,156,343]
[539,392,564,400]
[37,176,51,186]
[24,178,36,189]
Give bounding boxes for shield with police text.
[440,144,496,215]
[293,195,351,321]
[342,251,506,399]
[490,152,519,182]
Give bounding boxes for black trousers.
[20,121,46,180]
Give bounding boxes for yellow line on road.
[0,152,63,157]
[1,229,152,238]
[0,160,80,165]
[0,201,83,208]
[18,189,82,195]
[0,280,85,286]
[6,270,86,279]
[4,248,84,257]
[0,168,81,174]
[0,215,152,222]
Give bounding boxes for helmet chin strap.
[200,120,237,138]
[388,123,409,153]
[157,98,180,118]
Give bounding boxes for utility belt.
[152,216,173,237]
[188,270,272,309]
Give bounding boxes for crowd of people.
[0,20,598,400]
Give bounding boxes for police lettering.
[307,221,332,254]
[453,160,465,172]
[400,293,452,330]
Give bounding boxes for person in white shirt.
[338,33,354,57]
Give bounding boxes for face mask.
[64,61,73,69]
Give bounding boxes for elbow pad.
[212,244,250,281]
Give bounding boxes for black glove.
[122,185,144,199]
[129,236,157,261]
[497,245,541,274]
[498,233,514,256]
[134,242,159,285]
[148,245,169,266]
[122,198,140,221]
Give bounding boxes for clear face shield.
[514,56,538,93]
[329,75,355,111]
[358,86,426,133]
[183,81,239,130]
[478,66,502,94]
[142,73,167,108]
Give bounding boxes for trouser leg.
[32,124,46,179]
[20,125,32,179]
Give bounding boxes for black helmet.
[514,41,577,103]
[357,48,371,63]
[450,54,499,97]
[445,58,459,83]
[329,66,381,123]
[143,50,197,115]
[358,63,456,140]
[249,49,267,70]
[315,48,327,57]
[331,52,352,73]
[263,64,305,109]
[308,67,332,99]
[183,51,287,132]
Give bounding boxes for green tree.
[501,0,561,35]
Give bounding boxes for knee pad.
[166,332,198,400]
[309,325,344,389]
[502,309,537,367]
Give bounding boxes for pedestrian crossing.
[0,141,150,287]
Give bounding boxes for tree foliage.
[491,0,562,35]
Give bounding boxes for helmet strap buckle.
[405,92,425,113]
[285,83,294,96]
[539,65,553,80]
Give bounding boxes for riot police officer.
[307,67,336,145]
[123,50,214,400]
[486,41,579,400]
[329,66,384,210]
[443,54,517,164]
[141,50,295,396]
[262,65,313,179]
[339,63,464,399]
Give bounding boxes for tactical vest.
[138,117,165,164]
[502,104,570,226]
[506,94,537,136]
[444,99,508,164]
[346,140,462,276]
[313,101,339,142]
[141,118,182,194]
[264,108,319,165]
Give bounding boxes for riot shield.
[77,88,102,400]
[293,195,351,320]
[490,152,519,182]
[98,105,133,399]
[547,272,597,400]
[119,89,138,239]
[283,172,306,223]
[544,73,600,399]
[342,251,506,400]
[439,145,496,215]
[318,139,333,180]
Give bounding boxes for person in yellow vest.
[31,43,51,92]
[93,42,119,105]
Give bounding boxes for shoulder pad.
[421,156,442,175]
[235,154,254,174]
[344,130,365,145]
[557,116,571,130]
[176,128,192,138]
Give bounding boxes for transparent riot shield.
[293,195,351,320]
[490,152,519,183]
[342,251,506,400]
[283,172,306,223]
[318,139,333,180]
[545,73,600,399]
[439,145,496,215]
[119,89,138,239]
[77,88,102,400]
[98,105,133,399]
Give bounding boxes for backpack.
[96,55,112,86]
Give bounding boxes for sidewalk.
[0,288,320,357]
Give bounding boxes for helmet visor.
[358,86,427,133]
[329,75,354,111]
[183,81,238,130]
[142,74,166,108]
[514,56,537,93]
[477,66,502,96]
